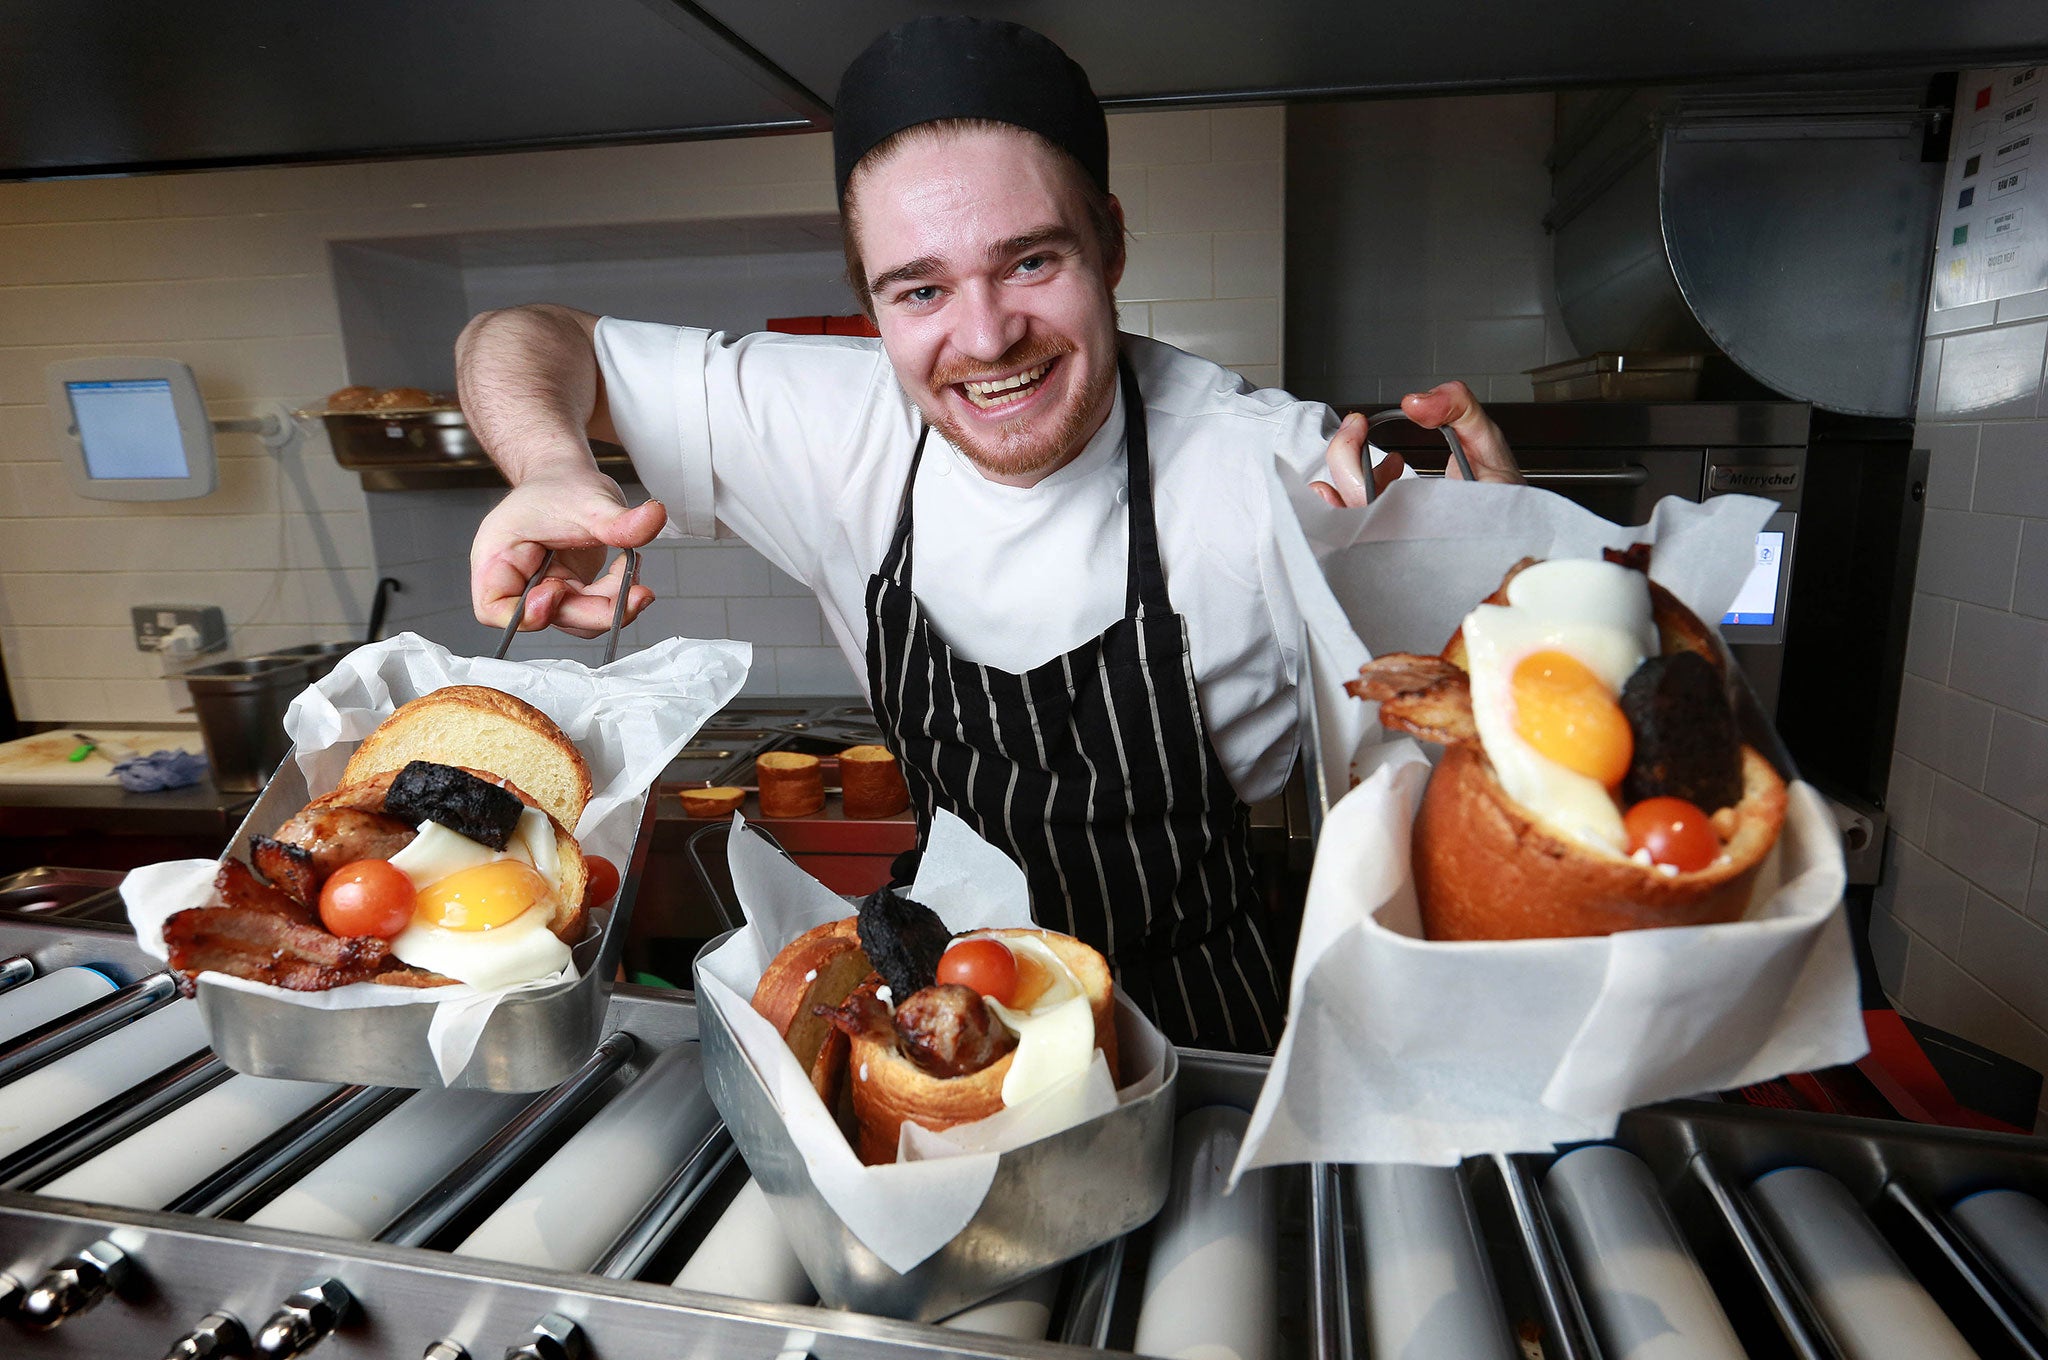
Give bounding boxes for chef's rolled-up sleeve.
[594,318,894,583]
[595,317,717,539]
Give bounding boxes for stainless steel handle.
[1056,1236,1126,1348]
[1491,1153,1600,1360]
[16,1238,132,1330]
[2,1048,226,1190]
[253,1278,353,1359]
[1521,466,1652,486]
[1306,1164,1346,1360]
[0,969,178,1085]
[163,1311,251,1359]
[0,955,32,992]
[1885,1181,2048,1359]
[378,1031,636,1249]
[591,1129,735,1280]
[169,1084,409,1218]
[503,1312,586,1360]
[1407,465,1651,487]
[1688,1153,1835,1360]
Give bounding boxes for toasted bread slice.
[751,918,874,1099]
[342,685,592,833]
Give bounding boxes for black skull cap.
[832,16,1109,203]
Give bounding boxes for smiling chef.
[459,16,1523,1053]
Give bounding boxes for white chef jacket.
[596,320,1354,805]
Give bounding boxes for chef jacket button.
[1116,482,1129,504]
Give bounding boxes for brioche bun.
[343,685,592,833]
[757,751,825,818]
[838,745,910,819]
[311,767,589,942]
[844,928,1118,1165]
[1414,715,1787,942]
[750,918,872,1102]
[324,385,378,412]
[679,786,746,818]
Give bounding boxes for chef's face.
[849,125,1125,486]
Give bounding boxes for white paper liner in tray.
[1232,479,1866,1176]
[695,809,1170,1275]
[123,631,750,1083]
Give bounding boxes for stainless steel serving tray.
[696,930,1179,1323]
[181,748,646,1093]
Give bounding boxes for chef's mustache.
[930,338,1075,390]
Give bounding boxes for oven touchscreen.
[1722,529,1786,629]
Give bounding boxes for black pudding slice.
[1618,652,1744,812]
[382,760,525,850]
[856,885,953,999]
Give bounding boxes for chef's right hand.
[470,468,667,639]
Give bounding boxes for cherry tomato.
[318,859,416,938]
[1623,797,1721,873]
[584,855,621,909]
[936,936,1019,1006]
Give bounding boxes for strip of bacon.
[1347,653,1480,745]
[820,986,898,1048]
[214,859,317,926]
[163,906,393,994]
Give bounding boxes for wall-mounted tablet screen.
[46,358,217,501]
[69,379,191,480]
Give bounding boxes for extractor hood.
[1547,84,1949,418]
[5,1,2047,180]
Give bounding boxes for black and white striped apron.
[864,356,1284,1052]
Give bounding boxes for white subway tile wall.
[0,107,1284,717]
[1876,263,2048,1132]
[1283,93,1566,407]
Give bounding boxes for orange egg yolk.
[1510,650,1634,788]
[413,860,549,931]
[1009,949,1054,1010]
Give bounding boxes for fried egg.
[981,934,1096,1106]
[1461,559,1656,856]
[384,808,571,989]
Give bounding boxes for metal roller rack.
[2,913,2046,1359]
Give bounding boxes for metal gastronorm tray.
[696,929,1179,1323]
[177,746,645,1093]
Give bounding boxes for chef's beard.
[922,338,1117,483]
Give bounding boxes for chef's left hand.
[1311,381,1524,508]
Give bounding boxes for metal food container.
[316,408,479,469]
[243,641,358,686]
[188,746,643,1093]
[1528,351,1706,402]
[182,655,314,792]
[696,932,1179,1323]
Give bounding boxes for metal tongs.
[494,546,641,665]
[1360,408,1477,503]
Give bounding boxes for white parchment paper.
[695,809,1169,1274]
[1232,479,1866,1174]
[124,631,750,1082]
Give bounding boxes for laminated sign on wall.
[1934,65,2048,309]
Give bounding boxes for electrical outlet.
[132,605,228,656]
